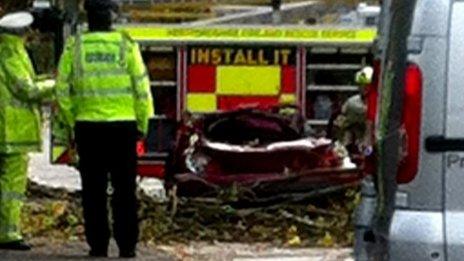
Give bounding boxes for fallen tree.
[23,181,359,247]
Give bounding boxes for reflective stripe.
[82,40,122,45]
[122,27,377,43]
[134,91,148,100]
[57,86,134,98]
[0,191,25,201]
[0,141,40,146]
[0,225,18,234]
[133,71,148,83]
[73,87,133,98]
[81,68,128,78]
[0,98,29,108]
[132,70,149,100]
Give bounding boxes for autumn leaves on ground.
[22,182,359,248]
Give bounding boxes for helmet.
[0,11,33,29]
[355,66,374,86]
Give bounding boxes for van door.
[444,2,464,260]
[373,0,416,237]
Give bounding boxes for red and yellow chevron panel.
[281,66,296,93]
[187,93,217,112]
[216,66,281,96]
[187,65,216,92]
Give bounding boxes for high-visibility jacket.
[0,33,52,154]
[55,31,153,135]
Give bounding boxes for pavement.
[160,243,354,261]
[0,240,174,261]
[0,241,353,261]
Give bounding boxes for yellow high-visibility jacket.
[0,33,52,153]
[56,31,154,135]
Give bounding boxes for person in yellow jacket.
[55,0,153,258]
[0,12,54,250]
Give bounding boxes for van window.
[446,1,464,137]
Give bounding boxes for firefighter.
[55,0,153,258]
[332,66,373,153]
[0,11,54,250]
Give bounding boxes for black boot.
[119,249,136,258]
[0,240,32,251]
[89,248,108,257]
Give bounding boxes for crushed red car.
[166,107,361,197]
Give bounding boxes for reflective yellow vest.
[56,31,153,134]
[0,33,52,154]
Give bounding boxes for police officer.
[55,0,153,258]
[0,11,53,250]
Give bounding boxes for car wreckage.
[168,106,361,197]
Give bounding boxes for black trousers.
[75,121,139,252]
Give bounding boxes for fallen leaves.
[138,183,360,247]
[22,181,359,248]
[21,182,85,241]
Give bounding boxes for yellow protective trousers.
[0,154,28,243]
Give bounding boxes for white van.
[355,0,463,260]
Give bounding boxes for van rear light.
[136,140,147,156]
[364,59,381,176]
[397,63,423,184]
[366,59,381,124]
